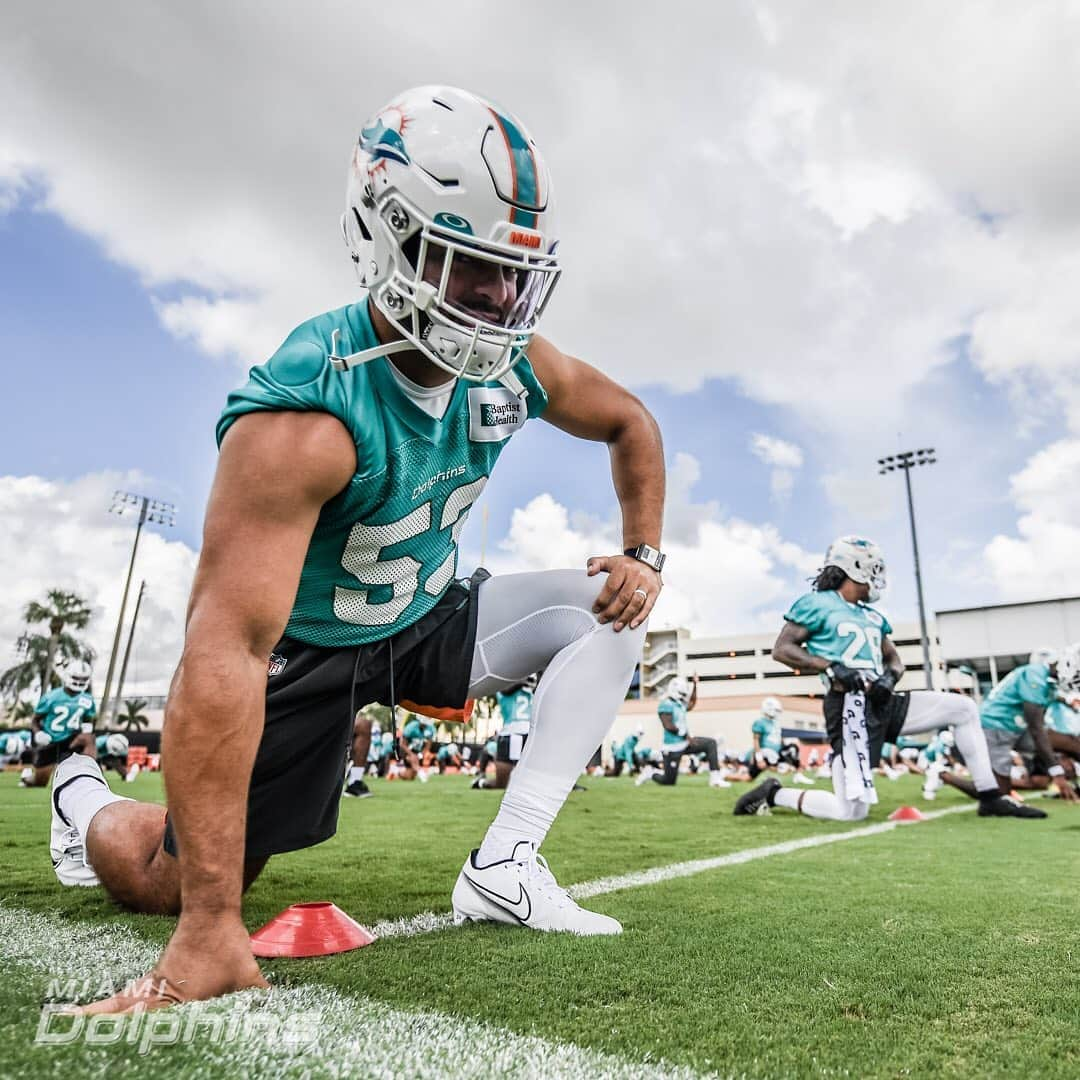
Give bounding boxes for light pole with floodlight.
[99,493,175,726]
[877,449,936,690]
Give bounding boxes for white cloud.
[483,454,819,635]
[750,434,803,469]
[750,433,804,503]
[0,472,196,699]
[983,438,1080,600]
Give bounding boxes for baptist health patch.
[467,386,525,442]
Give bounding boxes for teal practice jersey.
[612,732,640,764]
[402,717,435,749]
[784,590,893,679]
[1046,698,1080,737]
[657,698,689,751]
[751,716,782,753]
[980,663,1055,735]
[496,687,533,735]
[34,688,96,743]
[217,300,548,647]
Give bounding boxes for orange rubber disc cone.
[250,902,376,958]
[889,805,926,822]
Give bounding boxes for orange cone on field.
[889,805,926,822]
[250,902,376,958]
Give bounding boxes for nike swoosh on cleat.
[462,873,532,923]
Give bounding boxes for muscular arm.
[772,621,831,677]
[528,335,665,631]
[163,410,355,923]
[1022,702,1059,773]
[879,637,905,681]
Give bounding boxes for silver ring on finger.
[632,588,649,601]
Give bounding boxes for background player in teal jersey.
[746,696,785,779]
[474,676,534,790]
[637,676,728,789]
[22,659,96,788]
[606,724,645,777]
[436,741,463,773]
[736,536,1044,821]
[55,84,666,1013]
[965,646,1080,800]
[94,732,131,780]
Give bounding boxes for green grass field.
[1,767,1078,1079]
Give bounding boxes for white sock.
[58,776,128,840]
[477,768,569,864]
[348,765,365,784]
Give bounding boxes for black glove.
[828,663,870,693]
[868,670,898,710]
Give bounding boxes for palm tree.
[118,698,150,734]
[1,590,94,704]
[24,590,93,693]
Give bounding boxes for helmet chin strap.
[328,328,531,400]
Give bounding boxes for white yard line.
[371,803,976,937]
[0,907,707,1080]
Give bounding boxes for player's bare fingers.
[592,569,627,618]
[614,585,651,632]
[630,587,658,630]
[606,579,645,629]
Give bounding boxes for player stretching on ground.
[50,85,665,1013]
[474,678,534,790]
[22,660,96,788]
[637,677,728,789]
[735,537,1046,820]
[606,724,645,777]
[945,648,1080,801]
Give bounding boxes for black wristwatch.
[624,544,666,573]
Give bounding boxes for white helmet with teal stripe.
[823,536,887,602]
[341,86,560,390]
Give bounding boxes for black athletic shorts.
[165,571,487,860]
[823,689,910,766]
[496,731,528,763]
[33,739,76,768]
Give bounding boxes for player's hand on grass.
[1053,775,1079,802]
[587,554,661,632]
[66,913,267,1015]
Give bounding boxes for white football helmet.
[668,677,692,705]
[761,696,783,720]
[340,85,560,392]
[1029,646,1057,667]
[1056,643,1080,694]
[61,659,92,694]
[634,723,645,738]
[823,536,887,602]
[938,729,955,749]
[105,733,129,758]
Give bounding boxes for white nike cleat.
[50,755,104,887]
[922,764,943,801]
[792,771,814,785]
[634,765,656,787]
[452,842,622,936]
[125,763,140,783]
[709,771,731,788]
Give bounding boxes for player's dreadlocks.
[811,565,849,592]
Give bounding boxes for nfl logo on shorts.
[267,653,288,677]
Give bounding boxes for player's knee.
[848,801,870,822]
[951,695,979,727]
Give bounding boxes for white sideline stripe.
[371,803,976,938]
[0,906,706,1080]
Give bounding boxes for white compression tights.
[773,690,995,821]
[467,570,645,864]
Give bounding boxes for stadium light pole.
[99,493,175,726]
[111,579,146,725]
[877,449,935,690]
